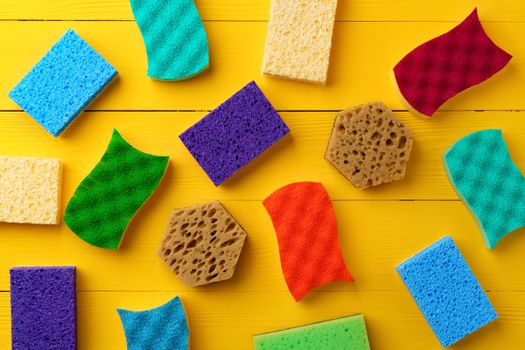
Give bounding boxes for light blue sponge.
[117,296,189,350]
[9,29,118,137]
[130,0,209,80]
[396,236,497,347]
[444,129,525,249]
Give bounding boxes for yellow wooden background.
[1,0,525,349]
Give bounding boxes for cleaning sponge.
[396,236,497,347]
[64,129,169,249]
[179,81,289,186]
[130,0,209,80]
[0,156,61,225]
[117,296,189,350]
[393,9,512,117]
[253,315,371,350]
[263,182,353,301]
[325,102,413,189]
[10,266,77,350]
[262,0,338,85]
[158,201,247,287]
[9,29,118,136]
[444,129,525,249]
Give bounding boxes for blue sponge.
[444,129,525,249]
[396,236,497,347]
[117,296,189,350]
[9,29,118,137]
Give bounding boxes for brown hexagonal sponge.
[325,102,413,189]
[158,201,247,287]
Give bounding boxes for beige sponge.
[325,102,413,189]
[158,201,247,287]
[0,156,62,224]
[262,0,338,85]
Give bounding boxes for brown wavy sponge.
[158,201,247,287]
[325,102,413,189]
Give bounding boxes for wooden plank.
[0,21,522,111]
[0,290,522,349]
[0,0,523,22]
[0,200,524,292]
[1,111,524,201]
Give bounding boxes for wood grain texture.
[0,21,522,112]
[1,0,525,349]
[0,0,523,21]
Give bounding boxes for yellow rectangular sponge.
[0,156,62,225]
[262,0,338,85]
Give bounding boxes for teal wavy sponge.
[64,129,169,249]
[253,315,371,350]
[117,296,189,350]
[444,129,525,249]
[130,0,209,80]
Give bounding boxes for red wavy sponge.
[394,8,512,117]
[263,182,353,301]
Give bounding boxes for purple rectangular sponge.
[10,266,77,350]
[179,81,290,185]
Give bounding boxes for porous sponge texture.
[262,0,338,85]
[10,266,77,350]
[9,29,118,136]
[0,156,61,225]
[444,129,525,249]
[117,296,189,350]
[393,9,512,117]
[325,102,413,189]
[158,201,247,287]
[396,236,498,347]
[254,315,371,350]
[64,129,169,249]
[179,81,290,186]
[130,0,209,80]
[263,182,353,301]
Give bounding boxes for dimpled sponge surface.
[117,296,189,350]
[64,129,169,249]
[0,156,61,225]
[9,29,118,136]
[263,182,353,301]
[130,0,209,80]
[396,236,497,347]
[10,266,77,350]
[179,81,290,186]
[263,0,338,85]
[393,9,512,117]
[444,129,525,249]
[253,315,371,350]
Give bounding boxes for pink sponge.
[394,8,512,117]
[263,182,353,301]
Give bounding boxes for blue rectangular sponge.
[8,29,118,137]
[396,236,497,347]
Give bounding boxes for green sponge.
[130,0,209,80]
[64,129,169,249]
[253,315,371,350]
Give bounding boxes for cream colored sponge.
[0,156,61,225]
[262,0,338,85]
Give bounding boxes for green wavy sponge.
[253,315,371,350]
[130,0,209,80]
[64,129,169,249]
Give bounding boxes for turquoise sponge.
[130,0,209,80]
[253,315,371,350]
[64,129,169,249]
[444,129,525,249]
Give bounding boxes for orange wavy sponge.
[263,182,353,301]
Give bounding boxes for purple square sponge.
[10,266,77,350]
[179,81,290,185]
